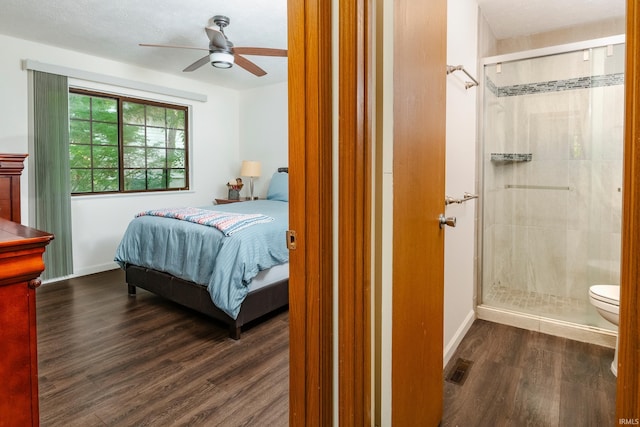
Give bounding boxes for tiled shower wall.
[482,44,625,323]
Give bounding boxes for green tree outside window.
[69,89,188,194]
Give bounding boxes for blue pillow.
[266,172,288,202]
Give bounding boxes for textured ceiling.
[477,0,625,39]
[0,0,626,90]
[0,0,288,90]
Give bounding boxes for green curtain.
[32,71,73,280]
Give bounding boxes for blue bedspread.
[114,200,289,319]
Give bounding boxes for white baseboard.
[42,262,120,285]
[476,304,617,348]
[72,262,120,277]
[443,309,476,367]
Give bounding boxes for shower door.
[480,41,625,330]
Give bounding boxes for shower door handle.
[439,214,456,229]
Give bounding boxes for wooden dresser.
[0,153,53,427]
[0,154,28,223]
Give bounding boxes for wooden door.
[392,0,447,424]
[617,0,640,419]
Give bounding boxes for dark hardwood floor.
[36,269,289,426]
[36,270,616,426]
[443,319,617,427]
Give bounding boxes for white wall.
[443,0,479,365]
[238,82,288,199]
[0,33,243,277]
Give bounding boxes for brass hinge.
[286,230,297,250]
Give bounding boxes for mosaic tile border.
[491,153,532,162]
[486,72,624,97]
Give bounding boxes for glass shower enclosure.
[480,38,625,330]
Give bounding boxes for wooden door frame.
[289,0,374,424]
[288,0,334,425]
[617,0,640,420]
[338,0,373,425]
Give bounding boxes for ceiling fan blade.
[234,54,267,77]
[139,43,208,52]
[183,55,210,72]
[205,27,228,49]
[233,47,288,57]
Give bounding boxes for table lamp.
[240,160,261,200]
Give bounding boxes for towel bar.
[445,192,479,205]
[446,65,479,89]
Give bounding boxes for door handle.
[439,214,456,229]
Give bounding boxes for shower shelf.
[490,153,532,162]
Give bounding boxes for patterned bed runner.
[136,207,273,236]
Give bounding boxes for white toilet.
[588,284,620,376]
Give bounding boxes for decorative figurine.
[227,178,243,200]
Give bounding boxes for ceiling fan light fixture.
[210,51,234,69]
[141,14,286,76]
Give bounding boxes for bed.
[114,169,289,339]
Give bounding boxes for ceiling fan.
[139,15,287,77]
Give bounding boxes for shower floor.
[483,284,615,330]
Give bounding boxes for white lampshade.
[210,51,234,69]
[240,160,261,177]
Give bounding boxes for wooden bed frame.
[125,264,289,339]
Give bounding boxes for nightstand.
[215,198,246,205]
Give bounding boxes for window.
[69,89,188,194]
